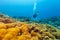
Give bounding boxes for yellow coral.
[11,38,17,40]
[0,20,59,40]
[7,28,20,36]
[0,23,6,29]
[0,29,7,39]
[31,30,37,36]
[18,34,31,40]
[31,36,38,40]
[3,33,14,40]
[18,35,27,40]
[20,24,29,33]
[6,23,16,28]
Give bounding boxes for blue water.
[0,0,60,20]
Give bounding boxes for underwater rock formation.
[0,12,9,18]
[0,13,18,23]
[0,17,14,23]
[39,16,60,29]
[12,16,31,22]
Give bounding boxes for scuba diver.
[32,11,39,22]
[33,11,39,18]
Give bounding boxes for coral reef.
[0,13,18,23]
[0,21,60,40]
[39,16,60,29]
[0,13,60,40]
[0,17,14,23]
[12,16,31,22]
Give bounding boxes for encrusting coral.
[0,13,60,40]
[0,21,59,40]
